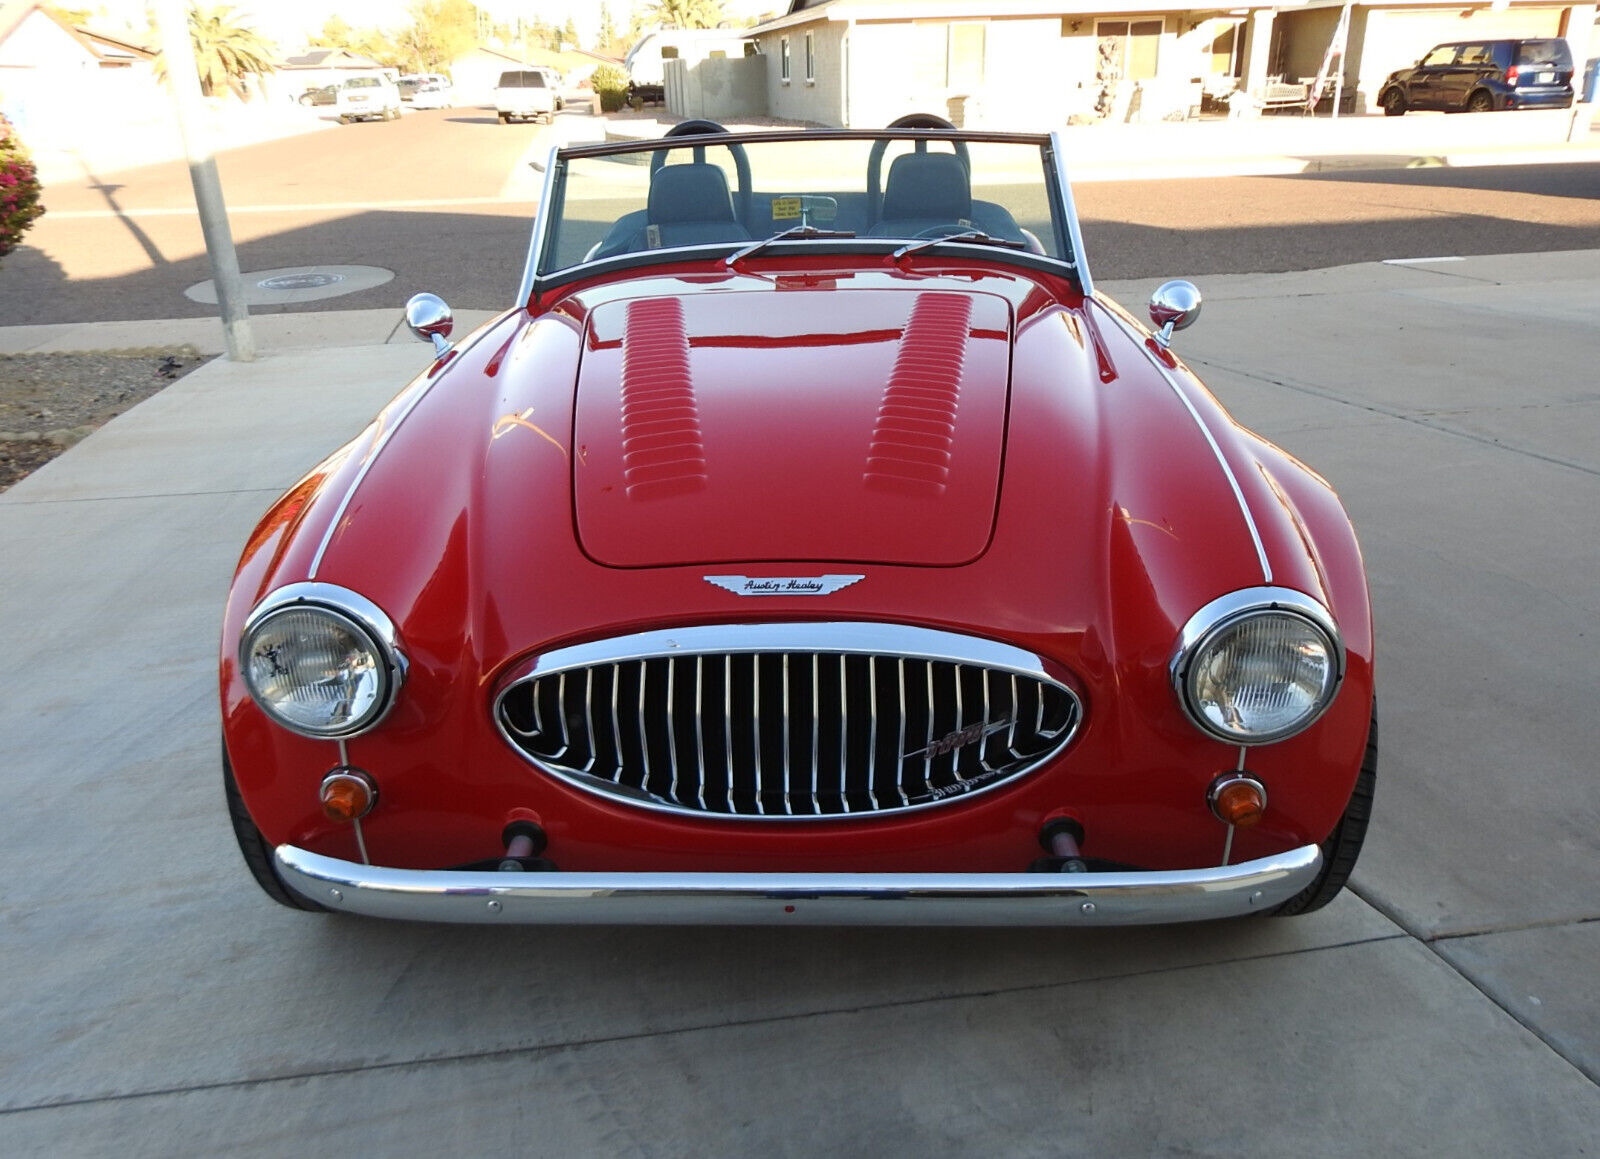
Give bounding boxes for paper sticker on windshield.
[771,197,802,221]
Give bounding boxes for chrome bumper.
[274,843,1322,925]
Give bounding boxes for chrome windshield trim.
[516,142,563,304]
[1047,132,1093,295]
[529,129,1076,292]
[276,843,1323,925]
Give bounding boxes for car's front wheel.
[1274,703,1377,915]
[1381,88,1407,116]
[223,746,327,912]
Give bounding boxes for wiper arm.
[725,225,857,267]
[891,229,1028,262]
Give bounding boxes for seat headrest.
[879,152,970,223]
[648,163,737,224]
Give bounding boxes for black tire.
[1381,89,1406,116]
[223,745,326,912]
[1274,703,1377,916]
[498,112,509,123]
[1467,89,1494,113]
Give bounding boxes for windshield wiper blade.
[891,229,1028,262]
[725,225,856,266]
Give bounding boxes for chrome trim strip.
[1092,301,1272,584]
[500,623,1062,686]
[275,844,1323,926]
[307,380,435,579]
[1048,132,1093,295]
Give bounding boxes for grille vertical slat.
[497,631,1081,819]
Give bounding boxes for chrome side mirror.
[1148,280,1202,351]
[405,292,454,358]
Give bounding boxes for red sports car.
[220,119,1375,924]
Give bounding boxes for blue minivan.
[1379,38,1575,115]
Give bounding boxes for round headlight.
[1173,590,1343,745]
[240,586,404,739]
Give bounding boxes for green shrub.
[0,115,45,267]
[591,64,629,113]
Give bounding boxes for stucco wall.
[763,20,847,125]
[666,55,767,121]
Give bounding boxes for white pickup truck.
[493,69,561,124]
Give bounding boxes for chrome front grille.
[494,624,1081,819]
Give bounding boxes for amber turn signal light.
[1208,773,1267,828]
[320,768,378,822]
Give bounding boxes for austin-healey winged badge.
[704,575,864,597]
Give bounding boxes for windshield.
[535,131,1072,283]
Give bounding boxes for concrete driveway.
[1,252,1597,1155]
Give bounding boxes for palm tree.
[647,0,726,30]
[156,6,276,100]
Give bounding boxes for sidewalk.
[1,251,1596,1153]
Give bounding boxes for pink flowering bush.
[0,114,45,267]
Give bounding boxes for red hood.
[571,287,1013,567]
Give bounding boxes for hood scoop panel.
[573,288,1012,568]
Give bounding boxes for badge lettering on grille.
[903,718,1015,760]
[704,575,864,596]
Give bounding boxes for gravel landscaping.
[0,348,209,491]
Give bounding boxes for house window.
[1096,19,1162,82]
[948,22,984,89]
[661,46,679,60]
[781,37,791,82]
[804,31,815,83]
[1209,24,1242,77]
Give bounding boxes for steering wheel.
[649,119,753,228]
[867,113,972,228]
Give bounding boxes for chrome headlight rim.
[1171,587,1344,746]
[239,582,407,740]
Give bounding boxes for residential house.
[743,0,1598,126]
[0,0,161,132]
[1270,0,1598,115]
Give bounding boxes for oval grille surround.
[494,624,1081,820]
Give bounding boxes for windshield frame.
[517,128,1092,303]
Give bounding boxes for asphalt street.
[5,104,1600,325]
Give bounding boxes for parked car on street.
[334,74,403,123]
[1379,38,1575,114]
[493,68,560,123]
[398,73,453,108]
[297,84,336,107]
[221,118,1377,926]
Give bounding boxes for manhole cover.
[257,272,345,291]
[185,265,394,306]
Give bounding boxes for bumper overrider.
[275,843,1323,925]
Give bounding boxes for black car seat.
[867,151,972,237]
[645,162,752,248]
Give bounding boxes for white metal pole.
[150,0,255,362]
